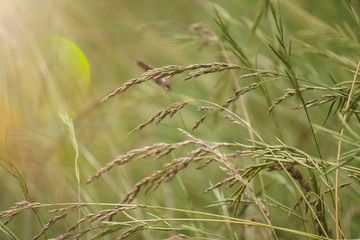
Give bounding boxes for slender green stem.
[335,61,359,239]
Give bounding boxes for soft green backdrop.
[0,0,359,239]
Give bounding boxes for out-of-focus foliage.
[0,0,359,239]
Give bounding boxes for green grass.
[0,0,359,239]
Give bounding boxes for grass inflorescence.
[1,1,359,239]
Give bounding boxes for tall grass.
[0,0,359,239]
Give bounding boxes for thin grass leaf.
[0,221,19,240]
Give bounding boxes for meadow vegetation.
[0,0,359,239]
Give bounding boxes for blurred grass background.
[0,0,359,239]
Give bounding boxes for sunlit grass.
[0,0,359,239]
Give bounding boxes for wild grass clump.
[0,1,359,239]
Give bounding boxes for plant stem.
[335,60,360,239]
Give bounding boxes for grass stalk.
[335,61,360,239]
